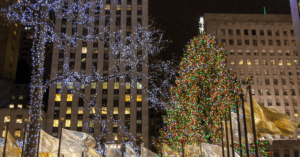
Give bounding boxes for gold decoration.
[162,143,181,157]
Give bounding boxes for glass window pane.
[65,119,71,127]
[113,107,118,114]
[9,104,14,108]
[125,95,130,102]
[57,82,62,89]
[137,95,142,102]
[53,119,59,127]
[82,47,87,54]
[102,107,107,114]
[114,82,119,89]
[137,82,142,89]
[103,82,107,89]
[18,104,22,108]
[78,107,83,114]
[90,107,96,114]
[66,107,72,114]
[55,94,61,102]
[126,82,130,89]
[4,116,10,123]
[77,120,82,127]
[92,82,96,89]
[67,94,73,101]
[125,107,130,114]
[14,130,21,137]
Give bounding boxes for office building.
[289,0,300,62]
[46,0,149,149]
[204,13,300,155]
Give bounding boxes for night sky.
[149,0,291,58]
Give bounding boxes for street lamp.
[21,118,28,157]
[58,117,65,157]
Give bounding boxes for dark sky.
[149,0,291,58]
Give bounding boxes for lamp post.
[3,122,9,157]
[21,118,28,157]
[229,107,235,157]
[247,76,258,157]
[58,117,65,157]
[235,95,242,156]
[241,92,250,157]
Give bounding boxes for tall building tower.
[204,13,300,156]
[46,0,149,149]
[289,0,300,62]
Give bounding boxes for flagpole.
[221,118,225,157]
[224,111,230,157]
[3,122,9,157]
[241,92,249,157]
[236,96,242,156]
[247,76,258,157]
[229,107,235,157]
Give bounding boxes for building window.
[137,95,142,102]
[293,99,297,106]
[283,30,288,36]
[19,95,23,99]
[114,82,119,89]
[266,89,271,95]
[276,99,280,106]
[275,30,280,36]
[78,107,83,114]
[229,39,234,45]
[264,69,269,75]
[16,115,22,123]
[55,94,61,102]
[125,95,130,102]
[221,39,226,45]
[245,40,250,45]
[275,89,279,95]
[113,107,118,114]
[274,79,278,85]
[14,130,21,137]
[267,30,272,36]
[4,116,10,123]
[126,82,130,89]
[240,69,245,75]
[259,99,264,105]
[77,120,82,127]
[279,60,283,66]
[283,89,288,95]
[237,39,242,45]
[267,99,272,106]
[244,29,248,35]
[239,59,243,65]
[65,119,71,127]
[294,110,298,117]
[67,94,73,101]
[256,69,261,75]
[292,40,296,46]
[247,59,251,65]
[9,104,14,108]
[268,40,273,46]
[253,40,257,46]
[292,89,296,95]
[258,89,263,96]
[265,79,270,85]
[257,79,262,85]
[212,29,217,35]
[11,95,15,99]
[53,119,59,127]
[102,107,107,114]
[271,59,275,65]
[220,29,225,35]
[260,40,265,46]
[125,107,130,114]
[284,40,289,46]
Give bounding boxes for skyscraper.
[204,13,300,154]
[289,0,300,62]
[46,0,149,149]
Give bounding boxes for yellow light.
[2,130,6,137]
[279,60,283,66]
[81,84,85,89]
[287,60,292,66]
[53,119,59,127]
[127,7,131,10]
[295,113,299,117]
[126,82,130,89]
[14,130,21,137]
[15,23,18,27]
[137,82,142,89]
[9,104,14,108]
[102,107,107,114]
[114,82,119,89]
[65,119,71,127]
[55,94,61,101]
[106,4,110,10]
[113,107,119,114]
[239,59,243,65]
[16,119,22,123]
[89,122,94,127]
[125,107,130,114]
[82,47,87,54]
[117,5,121,10]
[57,82,61,89]
[4,116,10,123]
[113,123,117,127]
[77,120,82,127]
[137,95,142,102]
[18,104,22,108]
[90,107,96,114]
[66,107,72,114]
[113,133,118,140]
[247,59,251,65]
[103,82,107,89]
[67,94,73,101]
[78,107,83,114]
[92,82,96,89]
[125,95,130,102]
[93,50,98,53]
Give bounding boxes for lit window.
[89,122,94,127]
[255,59,259,65]
[18,104,22,108]
[113,107,118,114]
[126,82,130,89]
[81,84,85,89]
[247,59,251,65]
[92,82,96,89]
[114,82,119,89]
[9,104,14,108]
[137,107,142,111]
[295,60,299,65]
[4,116,10,123]
[117,5,121,10]
[82,47,87,54]
[77,120,83,127]
[113,133,118,140]
[16,115,22,123]
[279,60,283,66]
[239,59,243,65]
[66,107,71,114]
[55,94,61,101]
[90,107,96,114]
[137,95,142,102]
[125,95,130,102]
[78,107,83,114]
[102,107,107,114]
[68,82,73,89]
[19,95,23,99]
[14,130,21,137]
[2,130,6,137]
[57,82,62,89]
[53,119,59,127]
[295,110,299,117]
[137,120,141,124]
[271,60,275,65]
[106,4,110,10]
[67,94,73,101]
[137,82,142,89]
[125,107,130,114]
[93,50,98,53]
[113,123,118,127]
[65,119,71,127]
[287,60,292,66]
[103,82,107,89]
[11,95,15,99]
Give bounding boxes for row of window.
[217,39,296,46]
[4,115,23,123]
[241,78,300,86]
[238,68,300,76]
[213,29,294,36]
[273,150,299,157]
[254,89,298,96]
[230,59,299,66]
[227,49,298,56]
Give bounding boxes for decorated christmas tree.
[153,33,242,155]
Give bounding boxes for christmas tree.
[153,33,242,155]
